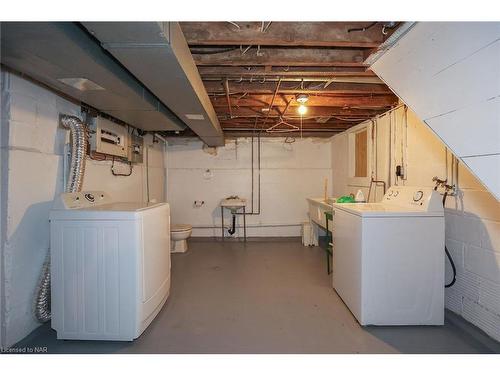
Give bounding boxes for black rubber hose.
[442,191,457,288]
[445,246,457,288]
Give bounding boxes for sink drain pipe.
[34,115,87,323]
[227,214,237,235]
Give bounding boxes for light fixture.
[296,94,309,115]
[185,114,205,120]
[57,78,105,91]
[298,104,308,115]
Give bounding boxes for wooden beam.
[180,22,386,48]
[223,78,233,119]
[200,69,376,78]
[192,48,367,67]
[222,123,353,132]
[204,81,392,95]
[262,78,282,127]
[211,94,398,108]
[223,131,341,138]
[200,70,383,85]
[281,95,292,117]
[214,106,384,118]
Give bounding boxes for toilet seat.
[171,224,192,232]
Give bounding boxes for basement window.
[354,130,368,177]
[348,123,373,187]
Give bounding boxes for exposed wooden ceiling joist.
[198,67,376,77]
[192,48,367,67]
[214,106,385,118]
[211,94,398,108]
[202,76,385,84]
[181,22,387,48]
[221,122,355,130]
[203,81,392,95]
[177,22,400,137]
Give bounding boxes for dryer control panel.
[382,186,443,212]
[52,191,112,210]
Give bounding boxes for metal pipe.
[251,133,254,213]
[258,132,261,214]
[228,214,237,235]
[247,126,262,215]
[224,78,233,119]
[261,78,282,129]
[192,222,303,229]
[34,114,87,323]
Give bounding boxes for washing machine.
[332,186,444,326]
[50,191,171,341]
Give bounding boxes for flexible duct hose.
[61,115,88,193]
[34,115,87,323]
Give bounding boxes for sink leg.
[243,207,246,242]
[221,206,224,240]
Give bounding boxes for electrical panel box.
[128,134,144,164]
[88,116,128,158]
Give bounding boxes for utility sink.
[221,196,247,211]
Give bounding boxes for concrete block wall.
[0,70,166,348]
[331,106,500,341]
[166,137,332,237]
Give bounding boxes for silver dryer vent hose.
[34,115,87,323]
[61,115,88,194]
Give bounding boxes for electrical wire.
[111,156,133,176]
[347,22,377,33]
[227,21,241,30]
[190,47,239,55]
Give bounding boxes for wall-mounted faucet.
[432,176,456,195]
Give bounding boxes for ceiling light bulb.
[298,104,307,115]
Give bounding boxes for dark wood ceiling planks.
[180,22,400,137]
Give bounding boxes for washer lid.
[332,203,444,217]
[50,201,168,221]
[171,224,192,232]
[78,202,164,212]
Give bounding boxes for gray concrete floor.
[13,238,500,354]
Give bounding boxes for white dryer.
[50,191,171,341]
[332,186,444,326]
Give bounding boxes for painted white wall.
[371,22,500,199]
[0,70,166,348]
[166,137,332,237]
[331,105,500,341]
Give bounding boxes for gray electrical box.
[128,134,144,164]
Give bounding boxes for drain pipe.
[34,115,87,323]
[227,214,237,235]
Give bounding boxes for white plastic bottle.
[355,189,366,203]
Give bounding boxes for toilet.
[170,224,192,253]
